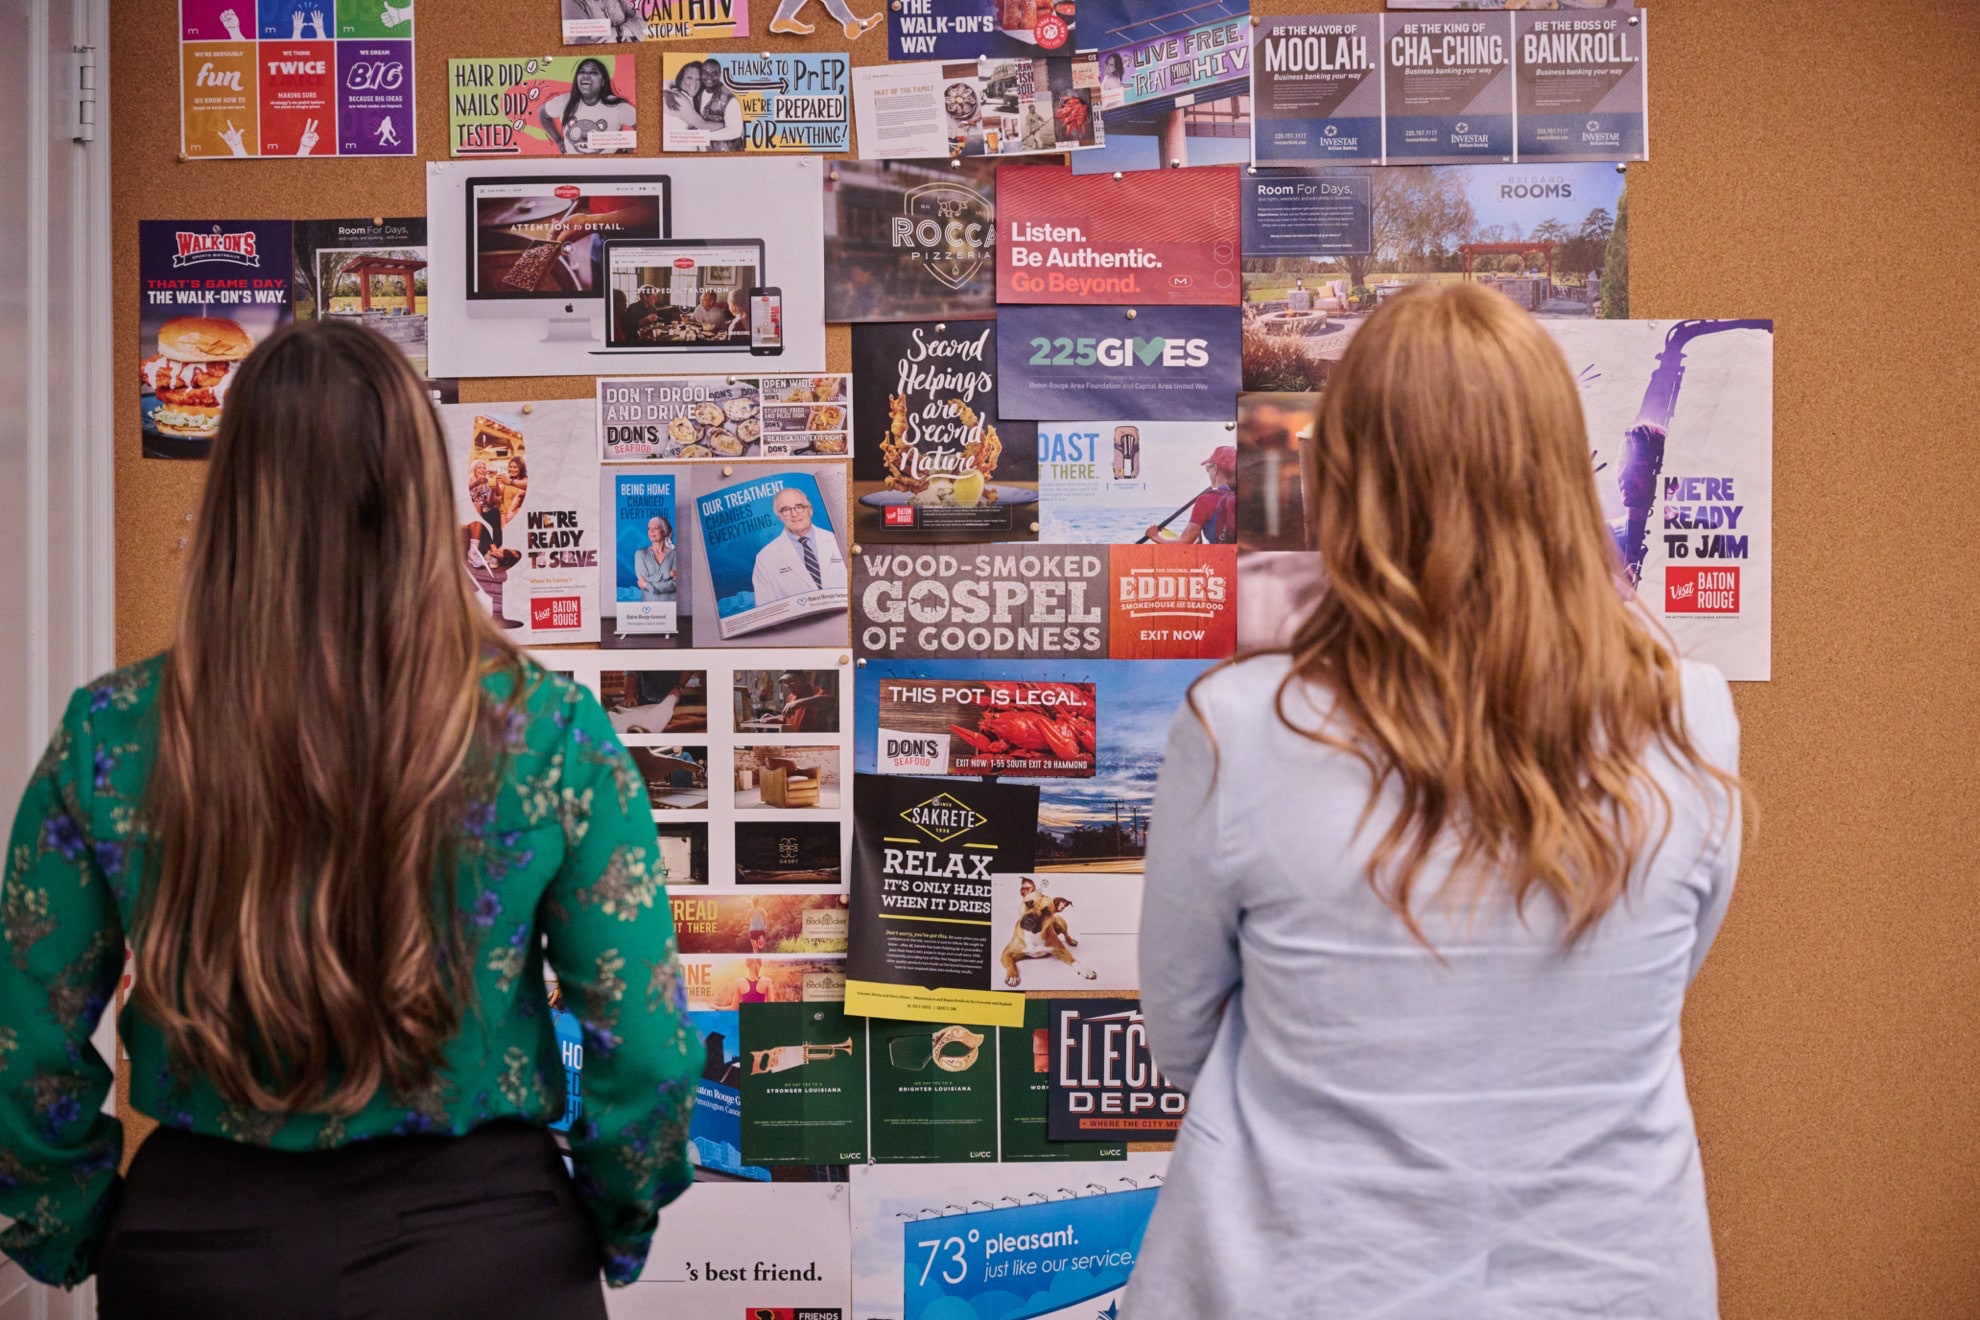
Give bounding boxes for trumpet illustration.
[749,1037,854,1076]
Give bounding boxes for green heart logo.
[1133,337,1167,366]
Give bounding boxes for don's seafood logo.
[172,226,260,267]
[896,181,994,291]
[901,793,986,842]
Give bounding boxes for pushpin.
[1112,171,1123,181]
[1125,309,1137,321]
[829,169,839,181]
[850,544,863,556]
[1169,158,1181,168]
[722,465,735,477]
[839,654,850,665]
[521,403,533,414]
[855,658,867,668]
[1225,421,1236,431]
[935,323,946,333]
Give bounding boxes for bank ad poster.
[852,545,1236,662]
[1548,318,1773,681]
[996,304,1241,422]
[442,399,602,644]
[1514,8,1649,162]
[564,0,748,45]
[868,1018,999,1164]
[603,1183,850,1320]
[824,160,999,323]
[661,53,852,154]
[888,0,1075,60]
[846,774,1038,1026]
[1251,14,1384,167]
[997,1000,1126,1161]
[1096,14,1249,112]
[598,375,850,462]
[852,322,1040,543]
[692,467,850,644]
[996,165,1241,307]
[849,1159,1169,1320]
[290,218,455,404]
[178,2,414,158]
[852,54,1104,161]
[1384,13,1516,163]
[448,56,637,157]
[1045,999,1187,1141]
[138,219,295,459]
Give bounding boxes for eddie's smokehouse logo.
[896,180,994,291]
[172,227,261,268]
[1116,563,1229,621]
[901,792,986,842]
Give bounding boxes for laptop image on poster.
[591,237,780,357]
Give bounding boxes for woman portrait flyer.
[447,55,638,156]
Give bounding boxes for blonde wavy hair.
[1274,282,1741,946]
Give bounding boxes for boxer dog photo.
[1000,877,1098,988]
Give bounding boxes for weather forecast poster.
[1243,169,1374,258]
[1383,12,1515,163]
[996,304,1241,422]
[661,53,851,154]
[1546,318,1774,681]
[888,0,1076,60]
[138,220,295,459]
[851,321,1040,543]
[996,164,1240,307]
[845,774,1038,1027]
[563,0,748,44]
[1514,8,1648,162]
[824,160,999,323]
[178,1,414,158]
[1251,14,1384,166]
[1045,999,1187,1141]
[874,677,1098,778]
[448,56,637,157]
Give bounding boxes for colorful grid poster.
[179,1,415,158]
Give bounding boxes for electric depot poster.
[846,775,1039,1027]
[1045,998,1188,1141]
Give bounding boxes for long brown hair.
[138,319,521,1115]
[1274,282,1740,946]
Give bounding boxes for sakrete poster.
[823,160,998,323]
[1045,998,1187,1140]
[996,304,1241,422]
[846,774,1038,1027]
[996,164,1240,307]
[447,56,638,157]
[851,321,1039,543]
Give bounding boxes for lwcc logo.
[894,181,994,290]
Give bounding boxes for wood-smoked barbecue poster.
[846,774,1038,1028]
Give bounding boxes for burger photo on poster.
[139,316,254,447]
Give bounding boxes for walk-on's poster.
[851,54,1104,161]
[1251,14,1384,166]
[1046,998,1187,1141]
[824,160,999,323]
[447,56,637,156]
[179,2,414,158]
[1547,319,1774,681]
[867,1017,999,1164]
[996,304,1241,422]
[1384,12,1515,163]
[138,220,294,458]
[888,0,1075,60]
[1514,8,1648,162]
[661,53,852,154]
[562,0,748,44]
[693,468,849,642]
[852,321,1039,543]
[996,164,1241,306]
[846,774,1038,1027]
[442,399,601,644]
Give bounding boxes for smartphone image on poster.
[749,287,784,356]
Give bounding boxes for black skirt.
[96,1121,608,1320]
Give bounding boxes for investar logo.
[1025,336,1211,368]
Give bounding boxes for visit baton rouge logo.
[901,792,988,842]
[172,226,261,268]
[896,181,994,291]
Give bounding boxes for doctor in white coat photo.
[751,485,847,604]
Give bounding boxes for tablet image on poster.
[824,160,998,323]
[693,468,850,644]
[868,1017,999,1164]
[851,321,1039,543]
[846,775,1037,1027]
[447,56,637,157]
[997,304,1241,422]
[1250,14,1384,166]
[426,158,827,378]
[661,53,851,154]
[443,399,600,644]
[888,0,1075,60]
[563,0,748,44]
[1046,998,1187,1140]
[996,164,1240,307]
[138,220,294,459]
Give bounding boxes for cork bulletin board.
[108,2,1980,1316]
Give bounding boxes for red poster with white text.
[997,164,1241,306]
[258,42,335,156]
[1107,544,1236,659]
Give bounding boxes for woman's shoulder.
[67,653,167,730]
[1181,651,1312,739]
[1673,656,1738,768]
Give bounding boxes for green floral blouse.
[0,655,697,1288]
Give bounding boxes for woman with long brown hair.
[0,320,696,1313]
[1126,284,1744,1318]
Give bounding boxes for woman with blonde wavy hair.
[1127,283,1744,1319]
[0,320,696,1314]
